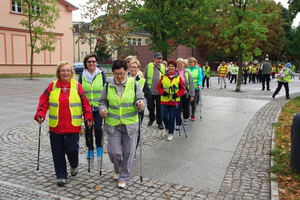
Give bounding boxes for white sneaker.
[175,125,180,130]
[113,171,119,180]
[183,119,188,125]
[167,134,173,141]
[118,181,126,189]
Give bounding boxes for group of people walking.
[34,53,205,189]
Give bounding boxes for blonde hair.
[128,58,144,78]
[188,57,197,65]
[125,55,137,62]
[55,61,75,80]
[177,58,188,67]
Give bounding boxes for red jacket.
[157,71,186,106]
[34,79,93,134]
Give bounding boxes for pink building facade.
[0,0,77,75]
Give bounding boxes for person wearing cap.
[261,58,271,90]
[99,60,146,189]
[272,63,300,99]
[143,53,165,129]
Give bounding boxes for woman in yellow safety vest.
[99,60,146,189]
[128,58,152,150]
[34,61,93,186]
[79,54,107,159]
[272,63,300,99]
[157,59,186,141]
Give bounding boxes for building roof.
[57,0,78,11]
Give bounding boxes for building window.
[138,38,141,46]
[85,51,88,56]
[12,0,23,13]
[132,39,136,45]
[127,38,131,44]
[32,4,41,16]
[145,39,149,45]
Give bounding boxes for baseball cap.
[153,53,162,58]
[285,63,291,68]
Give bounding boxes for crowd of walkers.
[34,53,299,188]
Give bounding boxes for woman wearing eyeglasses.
[79,54,107,159]
[34,61,93,186]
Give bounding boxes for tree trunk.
[235,41,243,92]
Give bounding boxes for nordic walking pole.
[199,87,202,120]
[210,77,212,89]
[36,122,42,171]
[138,111,143,182]
[174,96,187,138]
[100,121,104,176]
[88,123,92,172]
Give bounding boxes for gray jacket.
[261,62,271,74]
[143,62,164,95]
[98,77,146,136]
[278,67,300,83]
[182,69,195,98]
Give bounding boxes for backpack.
[277,69,285,79]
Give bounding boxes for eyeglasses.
[129,66,139,69]
[114,72,126,76]
[87,61,97,64]
[60,69,71,73]
[127,61,131,63]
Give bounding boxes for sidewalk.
[0,77,299,199]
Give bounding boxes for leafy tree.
[286,25,300,65]
[127,0,208,60]
[215,0,276,92]
[19,0,61,79]
[94,38,111,64]
[78,0,135,59]
[288,0,300,19]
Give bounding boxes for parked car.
[73,62,84,74]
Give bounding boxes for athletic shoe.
[286,97,291,100]
[191,115,195,121]
[118,181,126,189]
[158,124,164,129]
[220,87,222,89]
[175,125,180,130]
[96,147,102,157]
[183,119,188,125]
[272,95,275,98]
[70,167,78,176]
[86,150,94,159]
[57,179,66,186]
[113,171,120,180]
[167,134,173,141]
[147,120,154,126]
[224,85,226,88]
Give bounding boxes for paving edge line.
[0,180,73,200]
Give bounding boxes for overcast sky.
[68,0,300,26]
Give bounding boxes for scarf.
[83,67,102,83]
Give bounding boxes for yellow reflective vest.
[161,75,180,102]
[146,63,165,89]
[82,73,103,107]
[106,77,138,126]
[49,79,82,128]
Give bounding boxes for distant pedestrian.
[34,61,93,186]
[242,62,250,84]
[272,63,300,99]
[217,61,228,88]
[261,58,271,91]
[143,53,165,129]
[230,62,238,84]
[202,61,211,89]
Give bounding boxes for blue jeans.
[85,111,103,150]
[161,104,176,135]
[50,131,79,179]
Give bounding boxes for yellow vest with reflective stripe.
[106,77,138,126]
[146,63,165,89]
[219,66,227,76]
[49,79,82,127]
[82,73,103,107]
[161,75,180,102]
[188,67,199,88]
[184,71,190,94]
[278,69,291,83]
[203,66,210,77]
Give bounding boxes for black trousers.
[230,75,237,83]
[262,74,271,90]
[176,94,190,125]
[273,82,289,98]
[85,111,103,150]
[202,76,210,88]
[147,94,162,124]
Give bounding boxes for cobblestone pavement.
[0,77,299,199]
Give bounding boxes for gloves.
[172,93,177,99]
[163,91,169,96]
